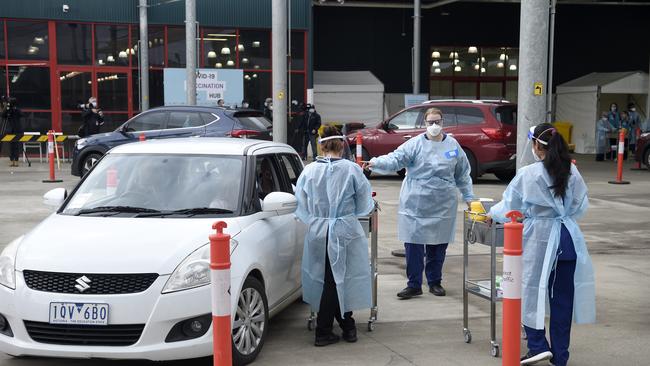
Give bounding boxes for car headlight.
[0,236,23,290]
[76,138,88,150]
[162,239,238,294]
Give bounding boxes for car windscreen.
[233,112,272,130]
[61,154,244,217]
[493,105,517,125]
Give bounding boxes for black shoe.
[314,333,340,347]
[429,284,446,296]
[520,351,553,365]
[397,287,423,299]
[342,328,357,343]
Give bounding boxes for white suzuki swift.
[0,138,307,364]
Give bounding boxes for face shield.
[519,125,538,166]
[317,135,353,161]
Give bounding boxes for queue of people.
[294,108,595,366]
[596,102,644,161]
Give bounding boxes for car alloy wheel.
[232,277,267,360]
[82,153,102,175]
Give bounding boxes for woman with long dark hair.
[489,123,595,366]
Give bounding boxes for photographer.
[2,97,23,167]
[78,97,104,137]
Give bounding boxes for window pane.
[238,30,270,70]
[290,73,305,105]
[147,26,165,66]
[0,20,5,59]
[480,82,503,100]
[437,106,456,127]
[456,107,485,125]
[290,31,304,70]
[60,71,92,110]
[430,80,452,99]
[167,111,204,129]
[97,73,128,111]
[95,25,129,67]
[481,47,506,77]
[506,80,518,104]
[389,109,420,130]
[453,47,480,77]
[21,111,51,135]
[102,113,129,132]
[132,69,164,111]
[280,155,299,185]
[7,21,49,60]
[126,111,166,132]
[494,105,517,126]
[201,113,218,124]
[167,27,186,67]
[7,66,50,109]
[430,47,454,77]
[57,23,92,65]
[454,82,477,99]
[62,112,84,136]
[1,67,6,99]
[202,28,237,69]
[506,48,519,77]
[244,71,271,110]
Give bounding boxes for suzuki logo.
[74,276,91,293]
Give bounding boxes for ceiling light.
[254,65,260,69]
[449,51,458,59]
[221,47,231,55]
[129,48,136,55]
[207,33,237,37]
[208,51,217,58]
[98,59,104,65]
[28,46,39,54]
[244,75,251,80]
[453,59,459,65]
[481,57,486,62]
[454,65,462,72]
[33,37,45,45]
[252,41,260,48]
[474,64,480,70]
[226,60,235,66]
[432,60,440,67]
[497,62,504,68]
[242,58,249,64]
[434,68,441,74]
[481,67,486,73]
[215,62,223,68]
[509,64,517,71]
[432,51,440,59]
[107,55,115,62]
[499,53,507,61]
[238,44,245,52]
[468,46,478,54]
[119,51,128,58]
[252,74,258,78]
[337,0,345,4]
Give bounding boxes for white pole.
[272,0,288,143]
[138,0,149,111]
[547,0,557,123]
[185,0,197,105]
[413,0,421,94]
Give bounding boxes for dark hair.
[319,125,343,153]
[534,123,571,198]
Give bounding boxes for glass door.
[59,68,93,136]
[96,70,130,132]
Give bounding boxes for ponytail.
[534,123,571,198]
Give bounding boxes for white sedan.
[0,138,307,364]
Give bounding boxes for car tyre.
[232,276,269,366]
[463,148,478,183]
[81,152,103,176]
[644,148,650,170]
[494,170,515,183]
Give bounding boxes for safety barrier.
[42,131,63,183]
[502,211,523,366]
[608,130,630,185]
[356,131,363,166]
[209,221,232,366]
[1,133,70,143]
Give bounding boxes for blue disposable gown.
[489,162,596,330]
[595,118,610,154]
[608,111,621,130]
[295,157,375,315]
[370,134,474,245]
[628,111,641,144]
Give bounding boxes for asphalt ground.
[1,154,649,366]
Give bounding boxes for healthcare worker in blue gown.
[295,125,375,347]
[488,123,596,366]
[365,107,475,299]
[595,112,611,161]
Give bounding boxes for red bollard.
[139,133,146,141]
[502,210,524,366]
[42,130,63,183]
[209,221,232,366]
[356,131,363,167]
[608,129,630,184]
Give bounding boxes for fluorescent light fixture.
[454,65,462,72]
[215,62,223,68]
[202,38,227,41]
[497,62,504,68]
[207,33,236,37]
[432,51,440,59]
[434,68,441,74]
[509,64,517,71]
[221,47,231,55]
[432,60,440,67]
[226,60,235,66]
[468,46,478,54]
[207,51,217,58]
[252,41,261,48]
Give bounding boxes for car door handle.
[403,135,412,140]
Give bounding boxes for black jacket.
[300,111,322,135]
[2,107,23,135]
[80,108,104,137]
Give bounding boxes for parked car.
[634,131,650,169]
[0,138,306,364]
[347,100,517,182]
[71,106,273,176]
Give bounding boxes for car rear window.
[234,112,272,130]
[493,106,517,125]
[456,106,485,125]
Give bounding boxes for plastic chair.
[22,132,43,163]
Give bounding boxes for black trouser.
[9,141,20,162]
[316,240,354,336]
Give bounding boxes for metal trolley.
[307,204,380,332]
[462,210,504,358]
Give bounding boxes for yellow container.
[468,201,487,222]
[552,121,573,144]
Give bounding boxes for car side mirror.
[262,192,297,215]
[43,188,67,208]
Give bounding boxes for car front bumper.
[0,273,219,361]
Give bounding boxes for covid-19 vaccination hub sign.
[163,68,244,106]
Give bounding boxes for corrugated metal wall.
[0,0,311,29]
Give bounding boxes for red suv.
[347,100,517,182]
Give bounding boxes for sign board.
[404,94,429,108]
[163,68,244,106]
[534,82,544,96]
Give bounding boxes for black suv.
[71,106,272,176]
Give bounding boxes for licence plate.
[49,302,109,326]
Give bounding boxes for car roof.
[108,137,295,156]
[422,99,514,106]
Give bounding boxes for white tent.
[555,71,648,154]
[313,71,385,125]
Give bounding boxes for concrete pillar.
[138,0,149,111]
[646,54,650,121]
[547,0,557,123]
[272,0,288,143]
[413,0,421,94]
[185,0,197,105]
[516,0,549,168]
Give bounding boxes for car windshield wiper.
[75,206,161,216]
[136,207,234,217]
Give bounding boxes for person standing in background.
[2,97,23,167]
[595,112,610,162]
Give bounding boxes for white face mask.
[269,105,273,111]
[630,108,636,112]
[532,147,542,162]
[427,124,442,137]
[309,108,315,113]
